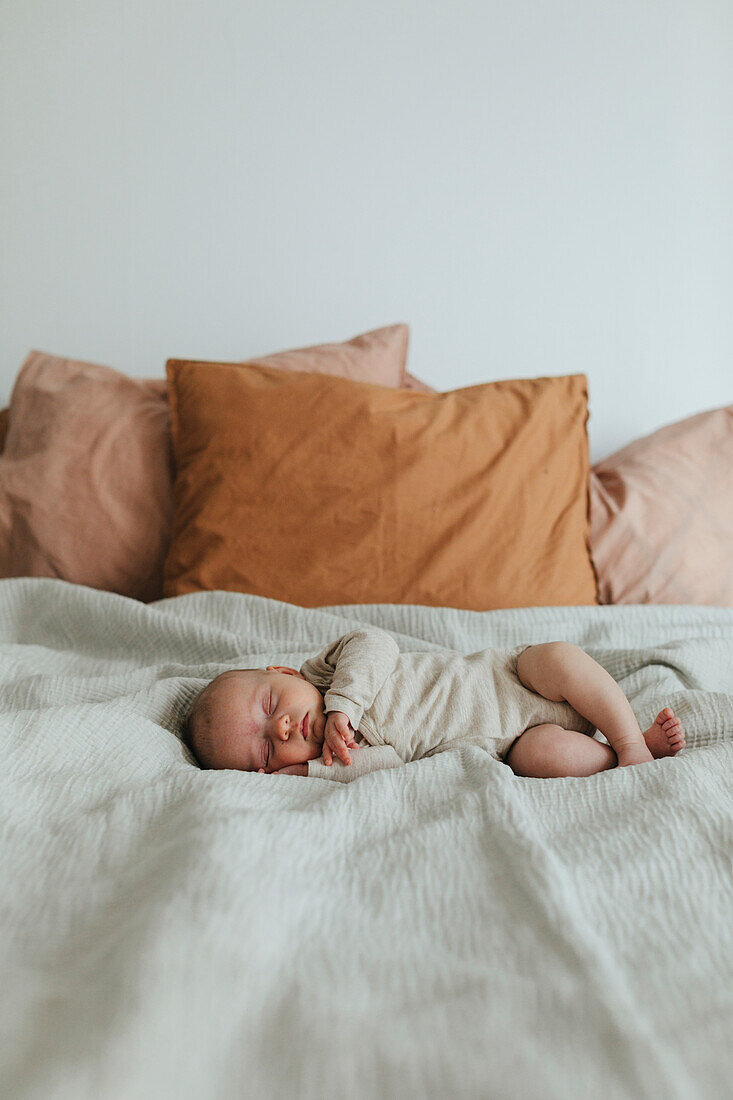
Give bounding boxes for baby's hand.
[323,711,359,766]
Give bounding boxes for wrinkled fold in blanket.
[0,578,731,1100]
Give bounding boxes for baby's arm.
[307,744,404,783]
[299,627,400,736]
[271,745,403,781]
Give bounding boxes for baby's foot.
[642,707,686,759]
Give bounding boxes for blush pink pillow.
[0,327,425,601]
[0,351,174,602]
[589,405,733,605]
[229,323,409,385]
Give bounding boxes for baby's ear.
[266,665,301,677]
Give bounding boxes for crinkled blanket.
[1,579,731,1099]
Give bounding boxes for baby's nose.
[276,714,293,740]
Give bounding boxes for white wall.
[1,0,731,462]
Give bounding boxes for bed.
[0,329,731,1099]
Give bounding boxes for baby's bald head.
[184,669,261,769]
[183,665,327,773]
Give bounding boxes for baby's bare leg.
[505,724,617,778]
[516,642,653,768]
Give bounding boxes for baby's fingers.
[337,744,351,766]
[324,735,351,766]
[334,733,353,765]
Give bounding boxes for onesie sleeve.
[307,744,404,783]
[299,627,400,734]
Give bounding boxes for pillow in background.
[589,405,733,605]
[0,326,421,601]
[0,377,433,452]
[0,351,174,603]
[164,362,597,610]
[227,323,409,386]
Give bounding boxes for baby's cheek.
[305,742,322,763]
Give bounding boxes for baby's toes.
[668,723,685,750]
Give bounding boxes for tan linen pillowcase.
[164,362,597,610]
[589,405,733,605]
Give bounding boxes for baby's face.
[201,666,327,772]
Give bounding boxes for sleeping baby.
[182,627,686,781]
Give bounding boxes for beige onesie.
[299,626,595,782]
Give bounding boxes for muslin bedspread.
[0,578,731,1100]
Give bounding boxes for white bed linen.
[0,578,731,1099]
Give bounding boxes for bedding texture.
[1,578,731,1099]
[164,365,597,609]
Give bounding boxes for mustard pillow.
[164,361,597,610]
